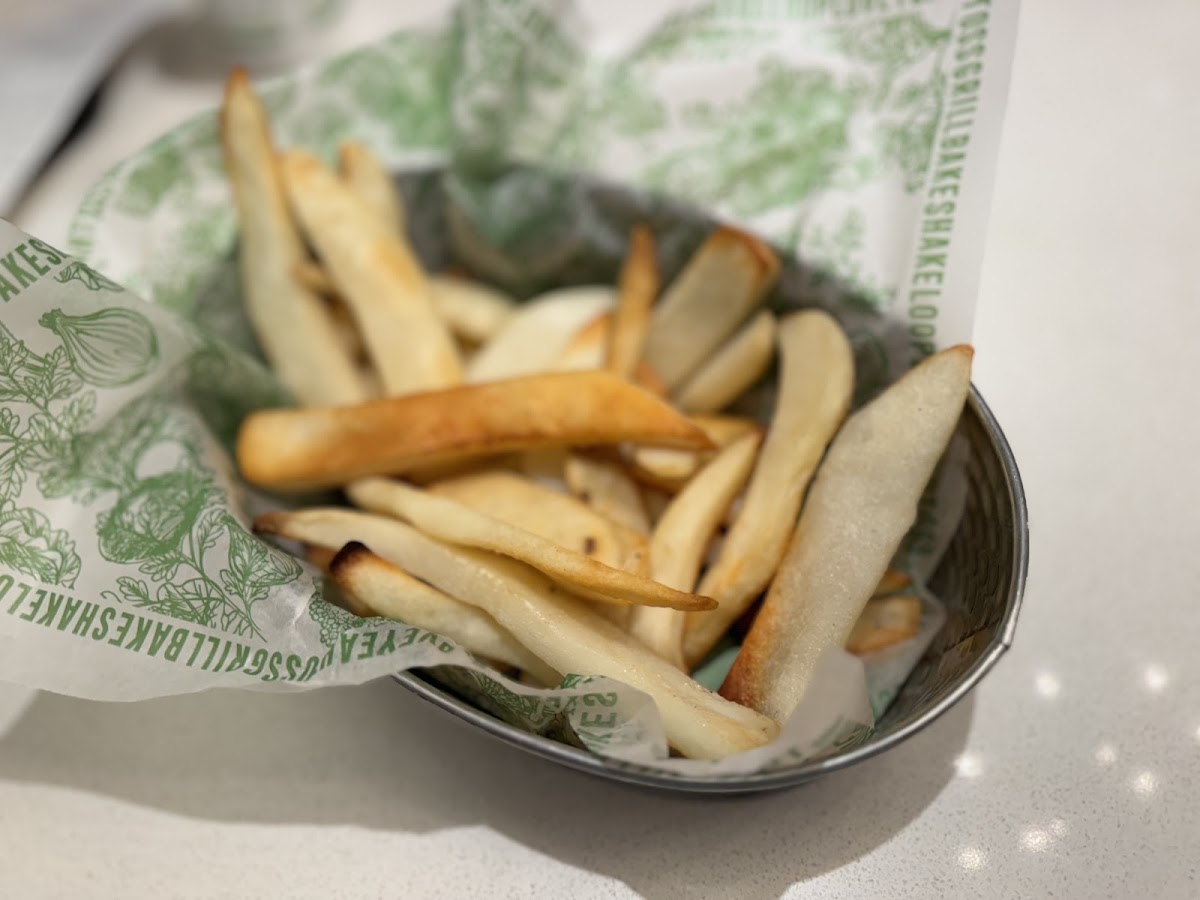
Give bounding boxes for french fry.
[219,69,368,407]
[428,275,516,344]
[846,594,922,656]
[607,226,658,380]
[328,542,560,684]
[643,228,780,390]
[627,415,761,492]
[337,139,406,235]
[564,453,651,535]
[322,290,369,365]
[684,311,854,668]
[629,431,761,669]
[280,150,462,395]
[873,569,911,597]
[293,259,337,295]
[550,312,609,371]
[428,470,648,574]
[303,543,337,571]
[720,346,973,723]
[550,311,666,394]
[237,371,716,492]
[466,286,614,383]
[673,310,777,414]
[256,508,777,759]
[283,262,367,367]
[345,478,716,611]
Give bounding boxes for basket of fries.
[0,5,1024,791]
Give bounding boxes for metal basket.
[386,167,1029,793]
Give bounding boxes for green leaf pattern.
[54,261,124,293]
[308,593,365,654]
[0,502,80,587]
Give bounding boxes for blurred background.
[0,0,449,237]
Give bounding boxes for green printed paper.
[0,0,1017,774]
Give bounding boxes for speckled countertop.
[2,1,1198,898]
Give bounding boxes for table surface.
[3,2,1199,898]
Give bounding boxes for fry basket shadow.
[0,679,972,900]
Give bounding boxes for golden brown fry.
[237,371,716,492]
[256,507,777,759]
[280,150,461,395]
[643,228,780,390]
[564,453,651,535]
[684,311,854,668]
[219,69,367,407]
[873,569,912,597]
[607,226,658,380]
[428,469,648,574]
[466,286,614,383]
[329,542,559,683]
[292,259,337,295]
[846,594,922,656]
[428,275,516,344]
[303,543,337,571]
[720,346,974,723]
[673,310,777,414]
[345,478,716,611]
[629,432,761,669]
[337,140,406,235]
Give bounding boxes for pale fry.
[550,312,610,370]
[466,287,614,383]
[428,275,516,344]
[219,69,367,407]
[720,346,974,723]
[338,139,406,235]
[627,415,760,492]
[237,371,716,492]
[684,311,854,668]
[643,227,780,390]
[564,453,651,535]
[280,150,462,395]
[550,311,666,394]
[285,263,367,364]
[607,226,658,380]
[629,432,761,670]
[345,477,716,611]
[428,469,648,574]
[256,507,777,759]
[329,542,560,684]
[846,594,922,656]
[673,310,777,414]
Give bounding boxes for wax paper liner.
[0,0,1017,772]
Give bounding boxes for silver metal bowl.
[392,382,1026,795]
[387,167,1029,793]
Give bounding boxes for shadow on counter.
[0,679,970,899]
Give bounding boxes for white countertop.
[3,2,1199,898]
